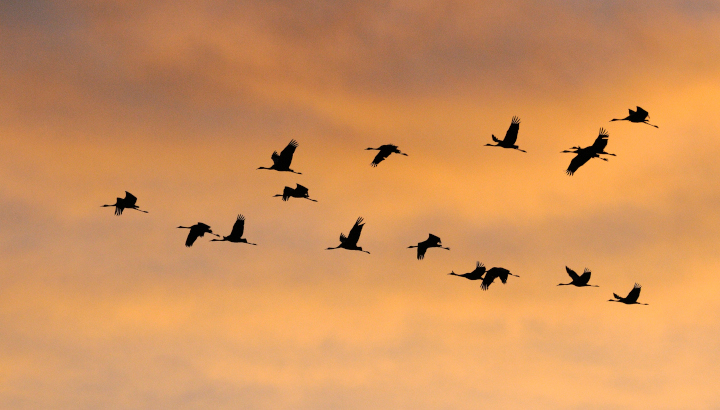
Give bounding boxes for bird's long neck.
[557,283,571,286]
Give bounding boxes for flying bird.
[177,222,220,247]
[608,283,648,305]
[481,267,519,291]
[274,184,317,202]
[408,234,449,260]
[101,191,148,215]
[257,139,302,174]
[211,214,257,245]
[485,116,526,152]
[326,217,370,254]
[557,266,599,287]
[610,106,658,128]
[448,262,486,280]
[561,128,616,175]
[366,144,408,167]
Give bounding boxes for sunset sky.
[2,1,720,408]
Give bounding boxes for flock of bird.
[102,106,658,305]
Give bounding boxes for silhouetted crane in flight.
[326,217,370,254]
[101,191,148,215]
[448,262,486,280]
[273,184,317,202]
[408,234,449,260]
[561,128,615,175]
[366,144,408,167]
[485,116,526,152]
[211,214,257,245]
[481,267,519,291]
[257,139,302,174]
[558,266,598,287]
[610,106,658,128]
[608,283,648,305]
[177,222,220,247]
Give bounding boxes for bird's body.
[485,116,526,152]
[408,234,449,260]
[211,214,256,245]
[610,106,658,128]
[101,191,148,215]
[558,266,598,287]
[481,267,519,290]
[562,128,616,175]
[326,217,370,253]
[274,184,317,202]
[609,283,648,305]
[258,140,301,174]
[366,144,408,167]
[448,262,486,280]
[177,222,220,247]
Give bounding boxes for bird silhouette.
[273,184,317,202]
[485,116,526,152]
[608,283,648,305]
[558,266,599,287]
[610,106,658,128]
[561,128,616,175]
[258,139,301,174]
[408,234,449,260]
[177,222,220,247]
[481,267,519,291]
[448,262,486,280]
[101,191,148,215]
[211,214,257,245]
[366,144,408,167]
[326,217,370,254]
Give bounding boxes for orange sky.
[2,1,720,408]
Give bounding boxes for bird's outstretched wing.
[371,150,391,167]
[565,266,580,281]
[494,267,511,284]
[480,272,496,290]
[579,268,591,283]
[230,215,246,238]
[124,191,138,207]
[346,217,365,244]
[427,234,441,245]
[503,116,520,145]
[296,184,309,196]
[186,230,199,247]
[636,106,649,118]
[591,128,609,152]
[625,283,642,303]
[566,152,591,175]
[275,140,298,167]
[281,186,293,201]
[416,246,426,260]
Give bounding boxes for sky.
[2,0,720,408]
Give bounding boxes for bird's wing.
[628,108,636,115]
[503,116,520,144]
[346,217,365,244]
[493,267,511,283]
[480,272,496,290]
[295,184,309,196]
[371,150,391,167]
[278,140,298,166]
[626,283,641,303]
[565,266,580,281]
[185,229,200,247]
[591,129,609,151]
[230,214,246,237]
[579,269,591,283]
[636,106,649,118]
[123,191,138,206]
[566,152,591,175]
[282,186,293,201]
[416,246,426,260]
[427,234,441,245]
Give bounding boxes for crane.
[326,217,370,254]
[481,267,519,291]
[448,262,486,280]
[408,234,449,260]
[608,283,648,305]
[177,222,220,247]
[610,106,658,128]
[366,144,408,167]
[211,215,257,245]
[561,128,616,175]
[101,191,148,215]
[485,116,526,152]
[557,266,598,287]
[257,139,302,174]
[273,184,317,202]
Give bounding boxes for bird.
[177,222,220,247]
[610,106,658,128]
[210,214,257,245]
[608,283,648,305]
[448,262,486,280]
[101,191,148,215]
[561,128,616,175]
[326,217,370,254]
[557,266,599,287]
[273,184,317,202]
[365,144,408,167]
[485,116,526,152]
[408,234,449,260]
[257,139,301,174]
[480,267,519,291]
